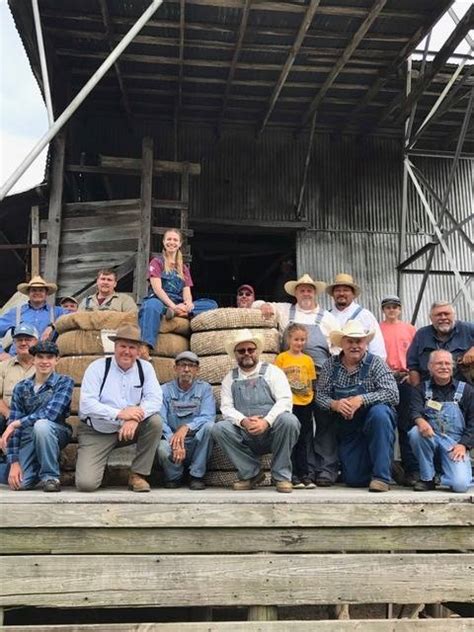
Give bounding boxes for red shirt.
[380,320,416,372]
[148,256,193,287]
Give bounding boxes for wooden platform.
[1,486,473,629]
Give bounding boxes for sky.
[0,0,472,197]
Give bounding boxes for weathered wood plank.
[44,133,66,284]
[100,155,201,175]
[1,498,472,528]
[2,526,472,555]
[4,623,474,632]
[1,554,472,607]
[3,621,474,632]
[134,137,154,302]
[63,199,140,211]
[60,239,139,257]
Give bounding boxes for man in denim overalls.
[316,321,399,492]
[157,351,216,490]
[213,329,300,493]
[408,350,473,493]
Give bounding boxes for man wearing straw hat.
[326,273,386,360]
[316,321,399,492]
[254,273,339,486]
[0,275,67,361]
[212,329,299,493]
[76,324,163,493]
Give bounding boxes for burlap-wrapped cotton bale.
[203,470,271,488]
[198,353,277,385]
[60,443,78,471]
[66,415,81,440]
[191,308,277,332]
[57,356,99,385]
[207,442,272,471]
[150,357,176,384]
[191,327,280,356]
[159,317,191,336]
[153,333,189,358]
[71,387,81,414]
[55,311,137,335]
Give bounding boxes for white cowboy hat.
[224,328,264,359]
[17,275,58,296]
[329,320,375,348]
[326,273,361,297]
[284,273,326,297]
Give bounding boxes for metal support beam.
[44,133,66,286]
[258,0,321,135]
[301,0,387,128]
[32,0,54,126]
[0,0,164,201]
[218,0,252,134]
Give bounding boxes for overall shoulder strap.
[259,362,269,376]
[454,381,466,403]
[136,359,145,387]
[16,304,22,327]
[232,367,239,380]
[359,352,374,380]
[350,305,363,319]
[424,381,433,400]
[49,305,55,324]
[315,307,324,326]
[289,304,296,323]
[99,357,112,397]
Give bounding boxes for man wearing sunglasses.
[236,284,255,309]
[212,329,299,493]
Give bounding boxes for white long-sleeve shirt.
[330,301,387,360]
[80,356,163,431]
[220,361,293,427]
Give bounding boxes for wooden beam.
[300,0,388,128]
[98,0,132,123]
[134,137,154,302]
[63,198,140,211]
[218,0,252,133]
[44,132,66,285]
[30,205,40,276]
[258,0,321,135]
[99,155,201,175]
[178,0,186,111]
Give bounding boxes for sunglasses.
[238,291,254,297]
[235,346,257,355]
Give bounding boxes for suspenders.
[289,305,324,325]
[15,304,55,328]
[99,357,145,397]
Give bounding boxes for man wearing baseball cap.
[157,351,216,490]
[236,285,255,309]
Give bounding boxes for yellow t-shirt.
[274,351,316,406]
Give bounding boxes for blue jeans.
[338,404,396,486]
[139,296,217,349]
[19,419,72,488]
[157,421,214,481]
[408,426,472,493]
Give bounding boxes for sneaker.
[165,308,175,321]
[163,479,183,489]
[292,478,305,489]
[128,473,150,492]
[189,476,206,491]
[315,478,334,487]
[413,479,436,492]
[302,478,316,490]
[233,470,265,491]
[369,479,390,493]
[276,480,293,493]
[43,479,61,493]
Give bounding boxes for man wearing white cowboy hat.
[0,275,67,361]
[76,324,163,493]
[212,329,300,493]
[316,320,399,492]
[326,273,386,360]
[254,273,339,486]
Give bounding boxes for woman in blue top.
[139,229,217,351]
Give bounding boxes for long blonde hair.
[162,229,185,280]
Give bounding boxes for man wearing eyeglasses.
[212,329,300,493]
[236,284,255,309]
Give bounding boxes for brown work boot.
[369,479,390,493]
[128,472,151,492]
[233,470,265,491]
[275,480,293,493]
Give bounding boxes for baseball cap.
[175,351,200,365]
[13,323,39,339]
[237,284,255,295]
[381,295,401,307]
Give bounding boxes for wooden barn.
[0,0,473,629]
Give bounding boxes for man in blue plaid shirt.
[0,341,73,492]
[316,320,399,492]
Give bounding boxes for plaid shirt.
[316,352,399,411]
[7,372,73,464]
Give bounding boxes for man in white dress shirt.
[76,324,162,492]
[326,273,386,360]
[212,329,299,493]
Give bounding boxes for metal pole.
[295,111,317,220]
[397,58,412,299]
[32,0,54,126]
[0,0,164,201]
[406,160,474,312]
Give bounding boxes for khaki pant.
[75,414,162,492]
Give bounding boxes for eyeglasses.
[235,346,257,355]
[176,362,198,369]
[238,291,253,297]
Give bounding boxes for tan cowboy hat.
[224,328,264,359]
[108,324,144,345]
[329,320,375,348]
[284,273,326,297]
[17,275,58,296]
[326,273,361,297]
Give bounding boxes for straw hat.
[284,273,326,297]
[329,320,375,348]
[108,324,144,345]
[326,273,360,297]
[17,275,57,296]
[224,328,264,358]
